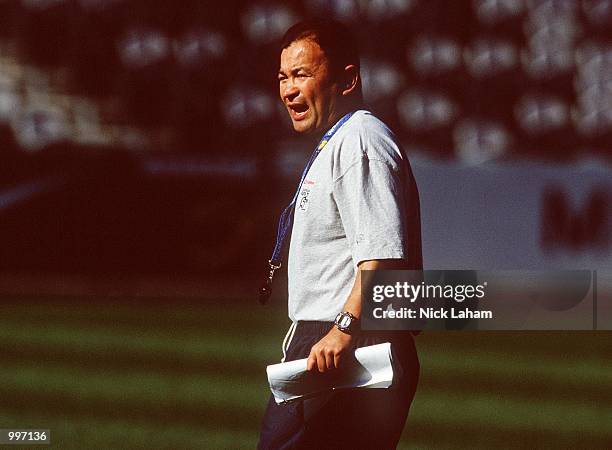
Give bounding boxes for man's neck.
[317,101,363,140]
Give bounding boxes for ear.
[340,64,360,97]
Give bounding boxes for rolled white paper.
[266,342,395,404]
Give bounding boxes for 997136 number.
[0,429,50,445]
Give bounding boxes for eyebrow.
[278,66,306,76]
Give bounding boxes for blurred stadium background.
[0,0,610,448]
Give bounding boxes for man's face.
[278,38,340,135]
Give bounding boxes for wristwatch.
[334,311,359,334]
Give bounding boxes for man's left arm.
[306,258,407,372]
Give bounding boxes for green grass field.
[0,299,611,449]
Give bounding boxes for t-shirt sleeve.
[332,156,408,266]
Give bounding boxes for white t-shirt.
[287,110,422,322]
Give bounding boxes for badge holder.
[259,260,281,304]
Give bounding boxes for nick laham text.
[373,307,494,319]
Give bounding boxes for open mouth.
[288,103,309,120]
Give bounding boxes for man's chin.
[292,121,315,135]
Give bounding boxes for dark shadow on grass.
[0,344,263,378]
[0,388,265,432]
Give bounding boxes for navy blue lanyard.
[259,111,355,304]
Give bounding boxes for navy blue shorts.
[258,321,420,450]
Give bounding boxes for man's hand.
[305,261,406,373]
[307,327,353,372]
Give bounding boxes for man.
[258,19,422,450]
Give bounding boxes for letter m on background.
[541,186,611,253]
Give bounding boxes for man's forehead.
[280,38,327,68]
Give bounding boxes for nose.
[281,80,299,102]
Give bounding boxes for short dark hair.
[280,19,360,78]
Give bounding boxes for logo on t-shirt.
[298,188,311,212]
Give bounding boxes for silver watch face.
[337,313,352,329]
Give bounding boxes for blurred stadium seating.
[1,0,609,159]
